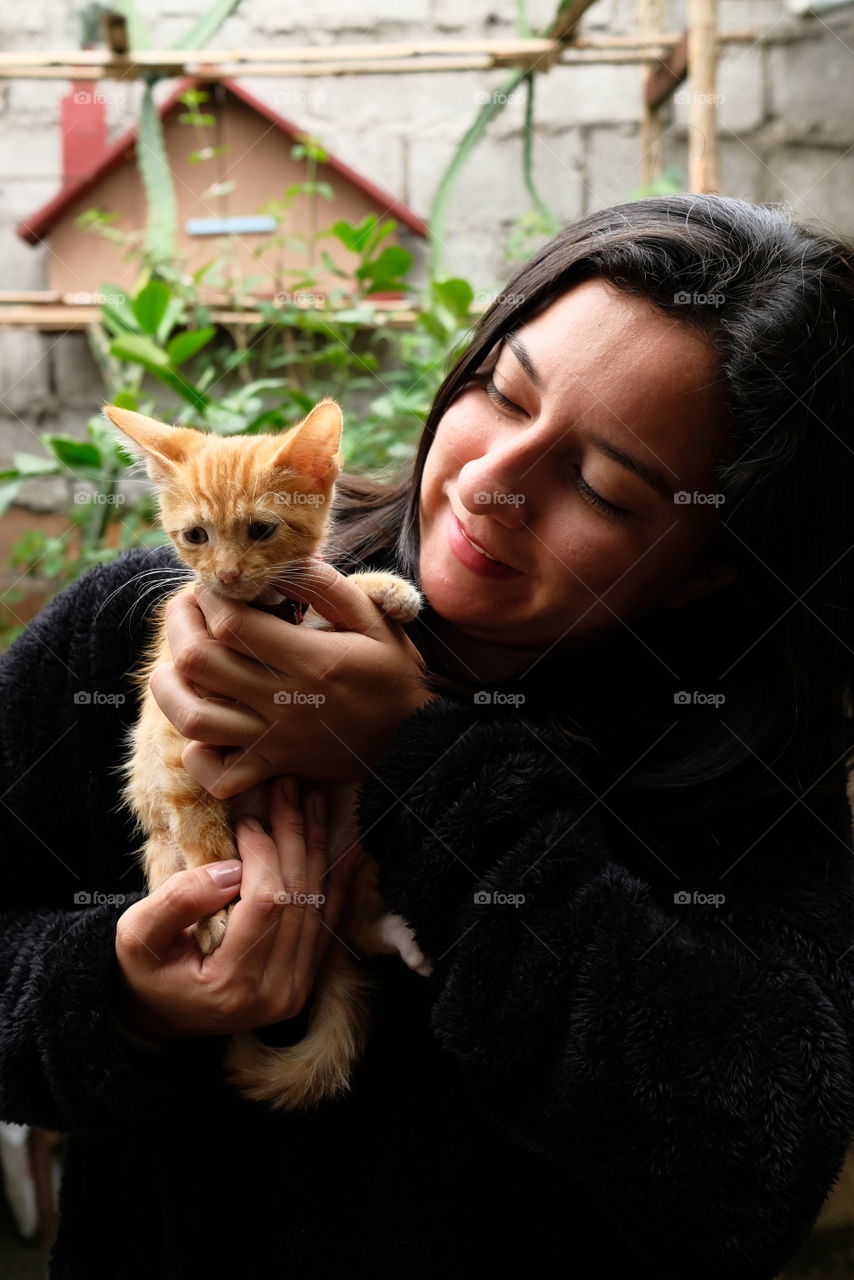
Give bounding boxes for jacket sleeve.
[0,549,230,1135]
[355,696,854,1279]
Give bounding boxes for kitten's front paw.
[350,572,422,624]
[192,908,229,955]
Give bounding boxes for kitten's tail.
[222,943,375,1112]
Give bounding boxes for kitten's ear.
[277,397,343,486]
[102,404,204,485]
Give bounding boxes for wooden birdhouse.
[16,76,428,300]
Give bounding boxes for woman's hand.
[113,776,365,1044]
[149,561,435,798]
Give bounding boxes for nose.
[459,417,556,527]
[217,568,241,587]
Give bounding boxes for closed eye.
[483,375,525,415]
[482,378,631,519]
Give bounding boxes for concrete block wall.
[1,0,854,492]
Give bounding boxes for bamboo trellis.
[0,0,734,328]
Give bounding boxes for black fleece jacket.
[1,544,853,1279]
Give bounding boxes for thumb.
[130,861,243,959]
[272,559,389,634]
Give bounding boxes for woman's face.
[418,278,734,673]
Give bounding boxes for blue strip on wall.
[185,216,277,236]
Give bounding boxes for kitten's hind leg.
[168,783,239,955]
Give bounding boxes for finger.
[273,560,399,634]
[315,834,364,961]
[217,809,305,970]
[120,862,243,962]
[268,784,327,979]
[149,664,268,746]
[169,633,277,706]
[181,742,276,800]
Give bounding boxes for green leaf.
[44,437,103,469]
[171,0,245,50]
[98,284,138,334]
[0,479,22,516]
[177,112,217,127]
[109,334,209,409]
[357,245,412,289]
[167,327,216,366]
[138,84,177,265]
[178,89,209,108]
[331,216,378,255]
[156,292,186,345]
[112,0,151,50]
[13,452,59,477]
[111,389,139,411]
[432,277,474,320]
[132,279,172,336]
[110,332,170,370]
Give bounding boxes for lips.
[454,514,515,568]
[448,511,524,579]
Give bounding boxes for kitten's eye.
[248,522,277,542]
[184,527,208,545]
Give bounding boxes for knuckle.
[208,605,244,645]
[159,879,191,916]
[218,978,257,1018]
[177,703,213,741]
[247,886,291,917]
[173,639,214,681]
[115,911,146,957]
[163,593,187,624]
[277,879,311,908]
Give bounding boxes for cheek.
[423,398,488,488]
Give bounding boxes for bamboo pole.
[687,0,721,192]
[0,30,762,80]
[639,0,667,187]
[1,52,705,79]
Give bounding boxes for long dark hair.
[328,195,854,807]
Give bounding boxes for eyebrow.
[503,332,676,502]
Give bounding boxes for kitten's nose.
[217,568,240,587]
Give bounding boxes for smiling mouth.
[451,511,521,573]
[460,525,504,563]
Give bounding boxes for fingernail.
[240,817,264,833]
[311,791,326,824]
[281,776,298,804]
[207,860,243,886]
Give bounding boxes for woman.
[1,194,853,1279]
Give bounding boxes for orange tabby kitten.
[104,398,432,1112]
